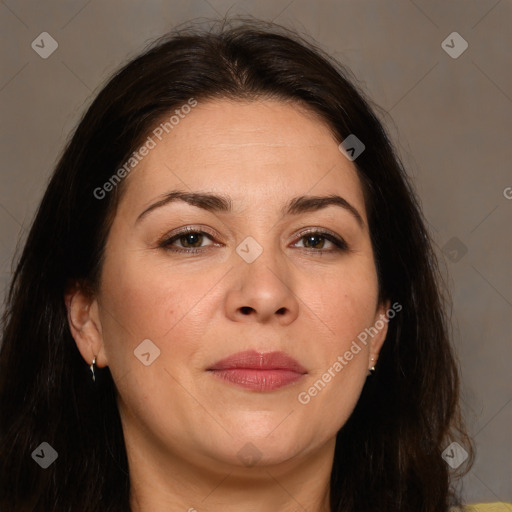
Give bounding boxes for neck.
[127,433,334,512]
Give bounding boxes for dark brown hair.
[0,18,473,512]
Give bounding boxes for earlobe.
[64,285,107,369]
[369,299,391,370]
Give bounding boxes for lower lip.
[208,369,305,391]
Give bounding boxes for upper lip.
[208,350,307,373]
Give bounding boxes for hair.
[0,17,473,512]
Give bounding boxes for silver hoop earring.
[90,356,97,382]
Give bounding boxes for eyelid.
[165,225,219,240]
[292,226,343,242]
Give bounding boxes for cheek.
[97,250,225,372]
[293,261,378,427]
[296,359,368,442]
[97,255,216,425]
[102,249,186,328]
[295,299,372,439]
[305,259,379,344]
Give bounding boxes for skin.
[66,99,389,512]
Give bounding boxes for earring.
[369,357,376,374]
[90,355,97,382]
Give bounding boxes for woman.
[0,18,489,512]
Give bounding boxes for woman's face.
[74,99,388,474]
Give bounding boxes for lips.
[207,350,307,392]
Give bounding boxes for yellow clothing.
[453,504,512,512]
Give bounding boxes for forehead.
[119,99,366,220]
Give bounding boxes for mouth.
[207,350,307,392]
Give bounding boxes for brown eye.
[160,228,216,253]
[303,234,328,249]
[177,232,205,248]
[293,230,348,252]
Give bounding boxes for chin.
[225,433,310,468]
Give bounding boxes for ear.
[64,282,108,369]
[368,299,391,371]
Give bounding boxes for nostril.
[240,306,253,315]
[276,307,286,315]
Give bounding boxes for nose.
[224,247,299,326]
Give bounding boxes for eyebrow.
[136,190,364,227]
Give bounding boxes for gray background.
[0,0,510,504]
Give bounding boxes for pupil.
[183,233,201,247]
[306,235,323,249]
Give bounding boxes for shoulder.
[450,504,512,512]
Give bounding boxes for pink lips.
[207,350,307,392]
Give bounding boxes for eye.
[292,229,348,252]
[159,227,217,253]
[159,227,348,255]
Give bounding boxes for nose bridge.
[237,230,289,293]
[226,229,299,323]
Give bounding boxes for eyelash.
[159,226,349,254]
